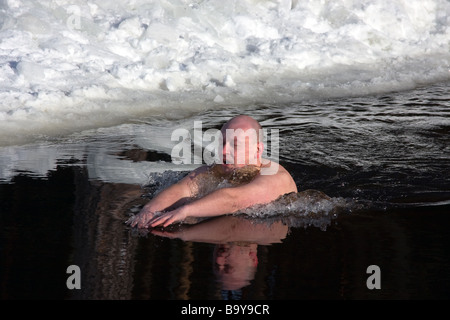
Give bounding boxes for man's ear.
[256,142,264,159]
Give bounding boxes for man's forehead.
[221,120,257,132]
[222,127,259,139]
[221,121,252,131]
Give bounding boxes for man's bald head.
[220,115,264,169]
[221,115,262,134]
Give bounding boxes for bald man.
[127,115,298,228]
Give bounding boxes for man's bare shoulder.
[252,161,298,194]
[186,165,210,177]
[179,165,211,185]
[260,160,291,177]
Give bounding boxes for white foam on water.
[1,0,449,146]
[237,189,368,230]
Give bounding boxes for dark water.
[0,82,449,300]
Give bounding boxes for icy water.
[1,0,450,300]
[1,82,449,300]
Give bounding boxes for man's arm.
[148,168,296,227]
[151,215,288,245]
[127,166,208,228]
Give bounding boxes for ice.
[0,0,449,146]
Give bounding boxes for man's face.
[214,244,258,291]
[220,126,260,170]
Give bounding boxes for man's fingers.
[132,211,156,228]
[127,215,140,228]
[135,216,144,228]
[151,229,178,239]
[127,210,179,228]
[133,216,141,227]
[149,213,175,228]
[163,216,175,227]
[150,214,169,227]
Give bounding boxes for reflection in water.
[62,157,413,300]
[1,162,449,299]
[68,168,147,299]
[214,243,258,298]
[151,215,288,298]
[62,167,450,300]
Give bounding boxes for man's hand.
[147,207,188,228]
[127,205,188,228]
[126,204,157,228]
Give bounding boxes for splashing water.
[238,189,353,230]
[129,167,358,231]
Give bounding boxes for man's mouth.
[221,163,235,172]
